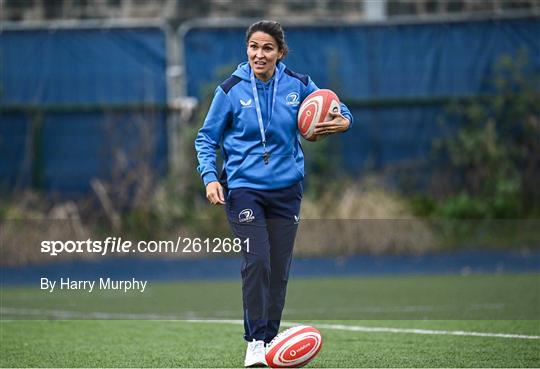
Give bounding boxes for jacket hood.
[232,61,287,82]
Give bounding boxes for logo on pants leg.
[239,209,255,223]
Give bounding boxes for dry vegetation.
[295,183,437,255]
[1,181,439,266]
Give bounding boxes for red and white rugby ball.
[297,89,340,141]
[265,325,323,368]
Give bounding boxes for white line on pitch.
[295,322,540,340]
[2,307,539,340]
[184,319,540,340]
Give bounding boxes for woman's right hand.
[206,181,226,205]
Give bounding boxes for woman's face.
[247,31,283,82]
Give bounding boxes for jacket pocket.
[228,153,303,188]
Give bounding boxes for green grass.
[2,273,539,319]
[1,320,538,367]
[1,273,539,367]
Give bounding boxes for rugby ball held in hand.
[265,325,323,368]
[297,89,340,141]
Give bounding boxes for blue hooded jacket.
[195,61,354,190]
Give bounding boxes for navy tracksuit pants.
[226,182,302,343]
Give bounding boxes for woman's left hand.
[313,110,350,136]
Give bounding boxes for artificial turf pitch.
[1,273,539,367]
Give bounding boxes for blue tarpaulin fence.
[0,26,168,193]
[182,16,540,176]
[1,16,539,194]
[183,18,540,100]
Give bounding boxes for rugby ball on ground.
[265,325,323,368]
[297,89,340,141]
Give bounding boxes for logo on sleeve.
[239,209,255,223]
[286,92,300,106]
[240,99,253,108]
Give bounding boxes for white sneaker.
[244,339,267,367]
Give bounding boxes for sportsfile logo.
[239,208,255,223]
[240,98,252,108]
[286,92,300,106]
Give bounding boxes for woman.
[195,20,353,367]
